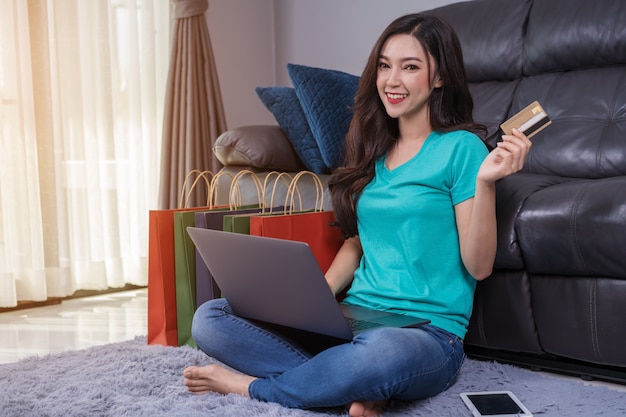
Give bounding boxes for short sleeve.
[449,131,489,205]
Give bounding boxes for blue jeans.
[191,298,465,409]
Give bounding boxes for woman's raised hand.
[477,128,532,183]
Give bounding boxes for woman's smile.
[386,92,408,104]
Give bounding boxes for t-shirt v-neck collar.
[383,131,436,174]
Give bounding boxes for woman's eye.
[405,64,418,71]
[378,62,390,69]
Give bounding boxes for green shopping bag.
[174,209,219,347]
[222,212,256,234]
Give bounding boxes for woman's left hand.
[477,128,532,183]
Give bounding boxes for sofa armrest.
[213,125,306,172]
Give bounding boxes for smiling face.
[376,33,442,126]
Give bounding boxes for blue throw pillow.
[255,86,328,174]
[287,63,360,170]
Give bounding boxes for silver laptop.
[187,227,429,341]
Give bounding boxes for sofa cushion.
[465,270,543,354]
[516,177,626,278]
[213,125,306,172]
[531,275,626,366]
[469,80,519,146]
[524,0,626,75]
[493,173,571,270]
[513,67,626,179]
[255,86,328,174]
[287,63,360,170]
[427,0,531,82]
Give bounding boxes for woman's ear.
[433,74,443,88]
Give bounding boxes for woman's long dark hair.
[328,13,484,238]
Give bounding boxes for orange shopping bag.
[148,207,210,345]
[249,171,344,273]
[249,210,343,273]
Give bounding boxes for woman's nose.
[386,68,401,86]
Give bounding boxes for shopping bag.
[249,171,344,273]
[219,170,282,235]
[147,170,217,346]
[221,170,305,235]
[249,210,343,273]
[173,209,226,347]
[222,212,254,234]
[148,209,179,346]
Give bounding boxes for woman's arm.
[455,129,532,280]
[325,236,363,295]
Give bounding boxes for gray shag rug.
[1,336,624,416]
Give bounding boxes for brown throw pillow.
[213,125,306,172]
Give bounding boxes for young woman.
[184,13,531,417]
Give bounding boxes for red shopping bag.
[249,171,343,273]
[249,210,344,273]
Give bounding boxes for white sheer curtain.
[0,0,170,307]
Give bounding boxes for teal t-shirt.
[343,130,489,338]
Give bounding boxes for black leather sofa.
[427,0,626,383]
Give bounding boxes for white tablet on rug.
[460,391,533,417]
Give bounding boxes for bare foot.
[183,364,256,396]
[348,400,388,417]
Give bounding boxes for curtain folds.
[159,0,227,209]
[0,0,169,307]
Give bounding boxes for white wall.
[207,0,277,128]
[208,0,458,129]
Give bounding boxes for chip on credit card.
[500,100,551,138]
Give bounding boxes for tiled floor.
[0,288,624,395]
[0,289,147,364]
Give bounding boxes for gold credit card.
[501,100,551,138]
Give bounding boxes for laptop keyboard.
[345,317,382,332]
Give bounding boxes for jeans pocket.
[424,326,465,390]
